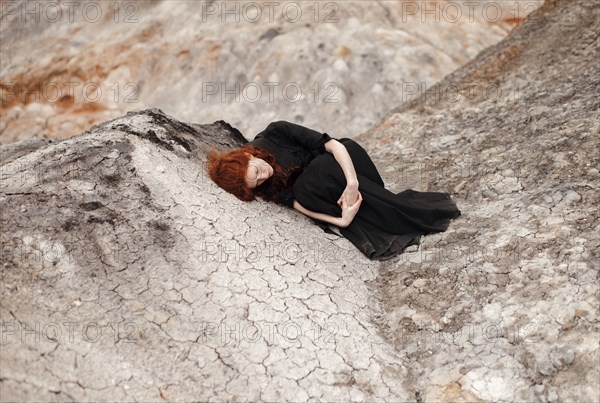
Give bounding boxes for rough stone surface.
[1,0,598,401]
[0,0,542,144]
[356,0,599,401]
[1,108,404,401]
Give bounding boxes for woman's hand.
[337,181,360,208]
[339,190,362,228]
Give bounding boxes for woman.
[207,120,461,260]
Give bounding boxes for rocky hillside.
[1,0,598,401]
[357,0,599,400]
[1,0,541,144]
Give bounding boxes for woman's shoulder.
[267,120,291,129]
[253,121,288,140]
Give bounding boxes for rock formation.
[357,0,599,400]
[1,0,542,144]
[1,0,598,401]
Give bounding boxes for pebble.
[563,190,581,205]
[552,191,563,203]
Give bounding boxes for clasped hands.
[336,181,362,228]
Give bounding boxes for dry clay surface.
[1,0,599,401]
[355,0,599,401]
[1,110,409,401]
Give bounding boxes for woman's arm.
[292,199,345,228]
[324,139,358,187]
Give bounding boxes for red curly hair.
[206,144,303,204]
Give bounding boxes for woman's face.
[244,153,273,188]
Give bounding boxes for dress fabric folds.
[247,120,461,261]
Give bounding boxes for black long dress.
[247,120,461,261]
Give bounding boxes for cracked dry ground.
[1,0,599,401]
[1,110,408,401]
[355,0,599,401]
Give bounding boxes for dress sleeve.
[278,188,295,208]
[266,121,333,159]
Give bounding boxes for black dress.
[247,120,461,261]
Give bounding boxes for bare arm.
[289,139,358,229]
[324,139,358,187]
[293,199,346,228]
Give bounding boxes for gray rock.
[356,0,599,401]
[0,0,542,145]
[1,0,598,401]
